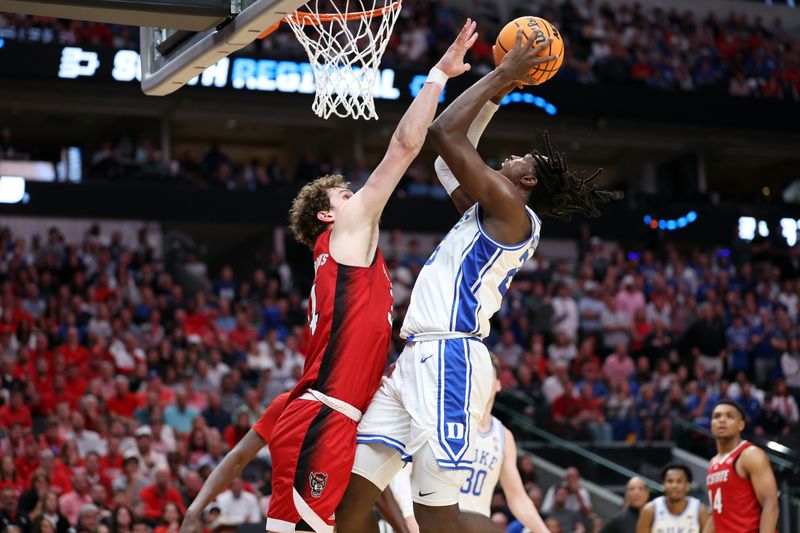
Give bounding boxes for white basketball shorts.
[354,338,493,506]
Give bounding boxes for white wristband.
[435,156,460,195]
[426,67,449,89]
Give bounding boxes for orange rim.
[259,0,401,39]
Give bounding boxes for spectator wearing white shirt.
[65,412,106,457]
[543,362,570,405]
[216,477,262,524]
[547,331,578,366]
[552,284,579,341]
[601,297,632,354]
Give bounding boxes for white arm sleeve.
[435,101,500,195]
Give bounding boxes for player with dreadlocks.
[336,31,621,533]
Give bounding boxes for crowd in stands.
[0,214,797,531]
[3,0,800,100]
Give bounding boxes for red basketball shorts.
[266,397,358,533]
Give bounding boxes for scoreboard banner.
[0,40,795,130]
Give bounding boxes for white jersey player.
[337,30,619,533]
[459,355,548,532]
[637,463,709,533]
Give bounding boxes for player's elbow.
[389,131,423,159]
[428,122,447,149]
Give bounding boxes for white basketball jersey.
[459,416,506,516]
[401,204,540,340]
[651,496,701,533]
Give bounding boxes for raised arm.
[329,20,478,266]
[434,84,517,214]
[428,30,555,243]
[499,429,548,533]
[740,446,779,533]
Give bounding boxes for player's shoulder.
[738,442,769,465]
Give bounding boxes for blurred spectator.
[494,330,524,367]
[153,502,182,533]
[111,506,135,533]
[601,298,632,354]
[552,285,579,341]
[216,477,262,524]
[163,386,199,435]
[112,451,150,504]
[0,485,27,530]
[58,472,92,525]
[599,476,649,533]
[139,468,185,522]
[543,485,583,533]
[541,467,592,516]
[32,491,70,532]
[684,303,726,377]
[602,344,635,388]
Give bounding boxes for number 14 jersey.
[706,440,764,533]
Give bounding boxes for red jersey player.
[704,400,779,533]
[180,20,479,533]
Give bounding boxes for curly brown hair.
[289,174,350,249]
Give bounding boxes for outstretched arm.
[435,84,518,214]
[180,430,265,533]
[428,30,556,243]
[499,429,548,533]
[741,446,779,533]
[329,20,478,267]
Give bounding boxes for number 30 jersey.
[459,416,506,517]
[291,229,394,413]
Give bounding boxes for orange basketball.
[493,16,565,85]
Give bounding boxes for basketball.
[493,16,565,85]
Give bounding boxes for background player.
[704,400,779,533]
[459,354,548,533]
[637,463,708,533]
[337,30,620,533]
[263,20,479,533]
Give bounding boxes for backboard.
[140,0,307,96]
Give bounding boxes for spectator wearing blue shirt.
[213,265,237,301]
[750,311,783,387]
[578,282,606,338]
[726,314,751,374]
[163,386,199,434]
[735,381,764,425]
[201,391,231,434]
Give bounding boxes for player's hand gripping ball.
[493,16,565,85]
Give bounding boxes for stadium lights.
[643,211,698,231]
[0,176,27,204]
[766,440,791,454]
[500,91,558,115]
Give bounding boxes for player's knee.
[336,474,381,519]
[414,504,458,533]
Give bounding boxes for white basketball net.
[285,0,402,120]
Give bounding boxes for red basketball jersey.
[706,440,764,533]
[290,229,393,412]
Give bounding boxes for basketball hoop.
[260,0,402,120]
